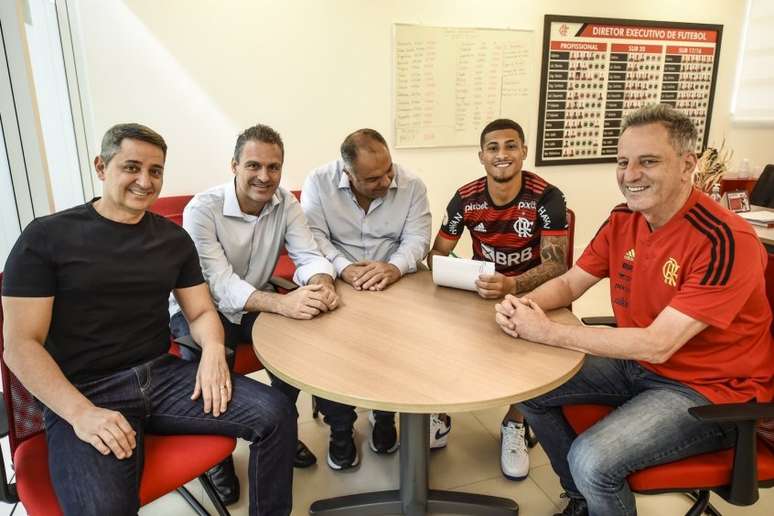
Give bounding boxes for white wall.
[72,0,772,255]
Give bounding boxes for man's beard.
[491,171,518,183]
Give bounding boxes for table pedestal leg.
[400,413,429,514]
[309,413,519,515]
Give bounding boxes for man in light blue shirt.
[302,129,431,290]
[169,124,351,501]
[302,128,447,469]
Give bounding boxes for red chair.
[271,190,303,282]
[150,195,265,375]
[571,260,774,514]
[766,252,774,335]
[147,194,192,226]
[0,273,236,515]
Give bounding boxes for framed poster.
[536,15,722,166]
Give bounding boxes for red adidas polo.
[577,188,774,404]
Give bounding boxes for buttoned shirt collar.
[337,167,398,212]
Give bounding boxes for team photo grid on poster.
[536,15,722,166]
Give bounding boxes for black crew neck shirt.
[2,201,204,383]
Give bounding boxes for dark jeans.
[518,356,736,515]
[45,354,296,516]
[171,311,363,433]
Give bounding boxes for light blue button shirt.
[169,180,334,324]
[301,159,431,275]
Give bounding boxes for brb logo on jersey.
[481,243,533,267]
[513,217,533,238]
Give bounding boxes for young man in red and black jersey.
[496,105,773,516]
[427,118,570,481]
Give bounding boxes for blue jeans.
[45,354,296,516]
[171,310,360,433]
[518,356,736,516]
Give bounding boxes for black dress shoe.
[554,495,588,516]
[205,455,240,506]
[294,439,317,468]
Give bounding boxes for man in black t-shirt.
[1,124,295,516]
[427,119,569,484]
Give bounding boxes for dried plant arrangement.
[693,141,733,193]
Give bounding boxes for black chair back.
[751,164,774,207]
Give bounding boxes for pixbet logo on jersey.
[481,243,533,267]
[464,201,488,213]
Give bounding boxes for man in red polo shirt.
[496,104,774,516]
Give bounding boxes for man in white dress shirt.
[302,128,451,469]
[168,124,351,500]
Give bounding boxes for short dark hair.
[480,119,525,149]
[100,123,167,165]
[621,104,697,154]
[233,124,285,163]
[340,129,388,169]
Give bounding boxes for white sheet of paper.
[739,211,774,223]
[432,255,495,291]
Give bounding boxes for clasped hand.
[280,283,338,319]
[494,294,551,341]
[342,261,401,291]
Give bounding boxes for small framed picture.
[723,190,751,213]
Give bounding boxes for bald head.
[340,129,394,203]
[340,129,389,169]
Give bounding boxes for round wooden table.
[253,271,584,515]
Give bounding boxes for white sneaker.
[501,421,529,480]
[429,414,452,449]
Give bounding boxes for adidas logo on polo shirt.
[473,222,486,233]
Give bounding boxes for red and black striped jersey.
[438,171,568,276]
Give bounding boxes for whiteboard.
[393,23,533,148]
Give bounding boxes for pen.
[449,251,459,258]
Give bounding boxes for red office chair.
[148,194,192,226]
[150,195,264,375]
[271,190,303,283]
[569,259,774,514]
[0,272,236,515]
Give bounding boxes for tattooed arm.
[474,235,568,299]
[513,235,568,294]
